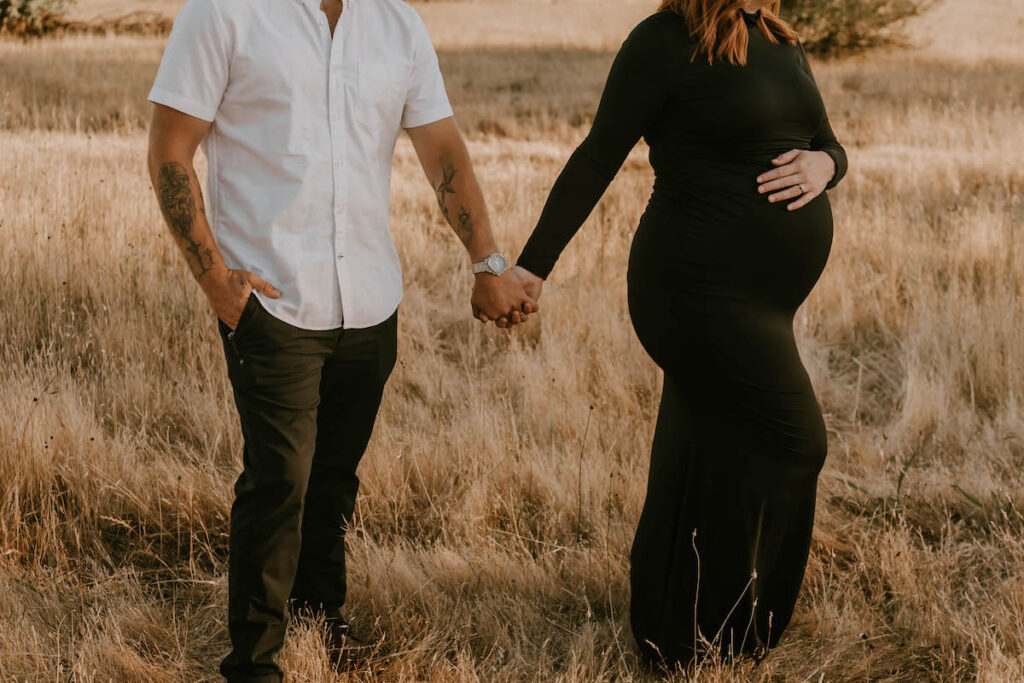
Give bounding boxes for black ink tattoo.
[156,161,215,280]
[435,160,474,248]
[435,160,457,220]
[456,208,474,248]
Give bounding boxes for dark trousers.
[217,295,398,682]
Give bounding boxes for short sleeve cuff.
[148,86,219,122]
[401,103,454,130]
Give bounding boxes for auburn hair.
[658,0,799,65]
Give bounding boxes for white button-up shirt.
[148,0,453,329]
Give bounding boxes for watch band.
[472,253,507,276]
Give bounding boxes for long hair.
[658,0,799,65]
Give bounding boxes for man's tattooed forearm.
[456,208,474,248]
[435,160,457,220]
[435,160,475,248]
[156,161,215,280]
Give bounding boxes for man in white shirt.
[146,0,537,678]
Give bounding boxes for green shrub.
[783,0,936,56]
[0,0,71,36]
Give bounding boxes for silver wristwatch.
[472,253,508,276]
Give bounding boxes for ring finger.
[768,184,806,203]
[758,172,803,195]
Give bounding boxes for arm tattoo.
[156,161,215,280]
[456,208,474,248]
[436,160,474,248]
[435,160,457,220]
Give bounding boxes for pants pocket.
[221,294,260,367]
[233,293,260,335]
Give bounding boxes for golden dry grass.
[1,0,1023,680]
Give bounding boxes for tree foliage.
[0,0,70,36]
[784,0,936,56]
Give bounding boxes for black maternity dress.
[516,8,848,665]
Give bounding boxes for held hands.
[471,266,543,329]
[756,149,836,211]
[202,265,281,329]
[511,265,543,302]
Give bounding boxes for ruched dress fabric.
[516,9,848,665]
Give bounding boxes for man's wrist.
[472,252,508,277]
[468,242,498,263]
[198,262,231,291]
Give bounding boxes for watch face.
[488,253,507,274]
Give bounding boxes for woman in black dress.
[510,0,848,666]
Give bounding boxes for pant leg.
[217,296,337,682]
[290,310,398,616]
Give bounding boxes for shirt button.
[337,253,343,259]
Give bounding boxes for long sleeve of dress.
[515,16,671,280]
[796,42,847,190]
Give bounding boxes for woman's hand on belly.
[755,149,836,211]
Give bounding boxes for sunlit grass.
[1,0,1022,679]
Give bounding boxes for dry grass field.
[2,0,1023,680]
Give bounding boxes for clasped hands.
[471,265,544,329]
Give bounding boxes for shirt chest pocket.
[356,61,410,133]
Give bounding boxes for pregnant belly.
[628,191,834,315]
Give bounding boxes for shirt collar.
[294,0,352,9]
